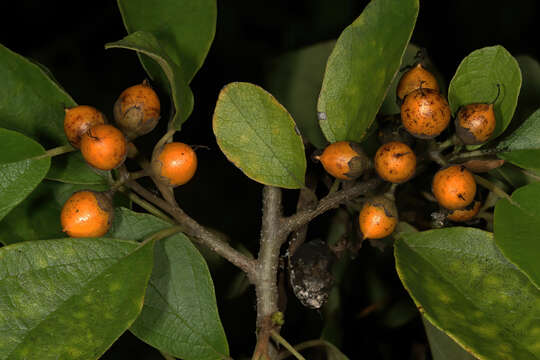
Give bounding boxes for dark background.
[1,0,538,359]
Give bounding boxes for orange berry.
[61,190,113,238]
[63,105,106,148]
[80,124,127,171]
[113,80,161,139]
[317,141,370,180]
[455,103,496,145]
[358,196,398,239]
[396,63,439,101]
[374,141,416,184]
[400,88,451,139]
[447,200,481,222]
[432,165,476,210]
[152,142,197,187]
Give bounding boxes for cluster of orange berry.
[317,62,496,240]
[60,81,198,238]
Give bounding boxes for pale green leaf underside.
[213,82,306,189]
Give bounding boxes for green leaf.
[213,82,306,189]
[513,56,540,128]
[448,46,522,142]
[317,0,419,143]
[0,238,154,359]
[395,227,540,360]
[46,152,107,185]
[489,164,540,189]
[423,317,477,360]
[106,31,194,130]
[494,183,540,289]
[110,208,230,360]
[0,43,75,146]
[0,129,51,222]
[265,40,335,149]
[497,108,540,171]
[117,0,216,84]
[0,181,109,246]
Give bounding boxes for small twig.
[473,175,515,205]
[141,225,184,245]
[448,148,500,162]
[126,179,257,278]
[120,187,174,224]
[270,330,306,360]
[276,339,333,360]
[521,168,540,181]
[283,178,381,233]
[159,351,176,360]
[34,144,76,159]
[153,128,176,157]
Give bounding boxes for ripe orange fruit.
[400,88,451,139]
[396,63,439,101]
[63,105,106,148]
[374,141,416,184]
[455,103,496,145]
[316,141,370,180]
[80,124,127,170]
[113,80,161,139]
[432,165,476,210]
[61,190,113,238]
[152,142,197,187]
[358,196,398,239]
[447,200,481,222]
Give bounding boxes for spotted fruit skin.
[455,103,496,145]
[64,105,106,148]
[447,200,481,222]
[319,141,369,180]
[396,63,439,101]
[374,141,416,184]
[152,142,198,187]
[359,196,398,239]
[61,190,113,238]
[113,80,161,139]
[432,165,476,210]
[80,124,127,171]
[400,88,451,139]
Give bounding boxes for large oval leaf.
[494,183,540,289]
[117,0,216,85]
[213,82,306,189]
[423,317,477,360]
[0,181,110,246]
[110,208,230,360]
[0,129,50,222]
[317,0,419,143]
[0,44,75,147]
[106,31,194,130]
[448,46,522,142]
[513,56,540,128]
[265,40,335,149]
[496,108,540,171]
[0,238,154,359]
[46,152,107,185]
[395,227,540,360]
